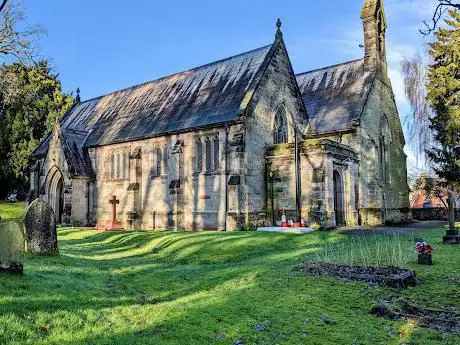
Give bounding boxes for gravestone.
[443,191,460,244]
[0,221,25,274]
[23,199,59,254]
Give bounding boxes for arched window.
[379,136,386,181]
[116,153,121,179]
[273,107,288,144]
[205,138,212,172]
[156,147,162,176]
[213,136,220,171]
[163,146,168,173]
[110,153,115,179]
[196,138,203,172]
[122,151,128,179]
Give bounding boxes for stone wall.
[266,140,359,228]
[358,77,410,225]
[243,40,308,229]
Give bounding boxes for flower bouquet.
[415,241,435,265]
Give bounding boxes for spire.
[275,18,283,40]
[75,87,81,104]
[361,0,387,74]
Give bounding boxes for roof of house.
[296,58,375,134]
[35,43,274,157]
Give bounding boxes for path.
[334,221,448,236]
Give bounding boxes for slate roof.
[296,58,375,134]
[60,128,93,177]
[35,44,273,157]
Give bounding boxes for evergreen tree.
[426,10,460,186]
[0,61,73,197]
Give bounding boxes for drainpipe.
[224,124,229,231]
[86,179,90,226]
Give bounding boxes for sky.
[25,0,439,170]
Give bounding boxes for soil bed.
[371,300,460,334]
[298,262,418,288]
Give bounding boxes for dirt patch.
[371,300,460,334]
[298,262,418,288]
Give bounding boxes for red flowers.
[415,241,436,255]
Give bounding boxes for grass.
[0,201,26,221]
[0,202,459,345]
[311,233,414,268]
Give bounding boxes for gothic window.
[379,137,386,181]
[110,153,115,179]
[213,136,220,171]
[273,107,288,144]
[163,146,168,173]
[122,151,128,179]
[205,138,212,172]
[116,153,121,179]
[155,147,162,176]
[196,138,203,172]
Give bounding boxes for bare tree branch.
[0,1,43,64]
[0,1,7,13]
[400,56,433,164]
[421,0,460,35]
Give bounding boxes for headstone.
[23,199,59,254]
[0,221,25,274]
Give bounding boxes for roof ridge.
[78,44,273,105]
[295,58,364,76]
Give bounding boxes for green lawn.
[0,227,458,345]
[0,201,26,221]
[0,202,459,344]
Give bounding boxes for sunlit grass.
[0,203,458,344]
[0,201,26,221]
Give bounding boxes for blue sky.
[26,0,438,169]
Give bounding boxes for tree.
[422,1,460,35]
[401,56,433,163]
[0,61,74,197]
[0,1,43,63]
[426,10,460,187]
[0,1,7,13]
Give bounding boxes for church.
[29,0,410,230]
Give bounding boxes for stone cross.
[447,191,456,232]
[109,195,120,226]
[443,190,459,244]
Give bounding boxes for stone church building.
[30,0,410,230]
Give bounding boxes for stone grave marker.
[0,220,25,274]
[23,199,59,254]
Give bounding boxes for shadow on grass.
[0,230,323,318]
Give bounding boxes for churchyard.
[0,202,459,345]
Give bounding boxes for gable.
[296,59,374,134]
[247,39,309,133]
[42,125,93,178]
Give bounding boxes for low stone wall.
[411,208,460,221]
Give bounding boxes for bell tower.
[361,0,387,75]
